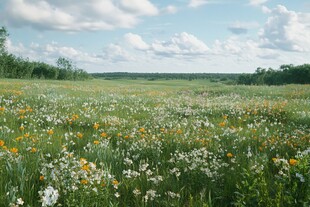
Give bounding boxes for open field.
[0,79,309,207]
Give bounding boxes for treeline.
[92,72,239,82]
[238,64,310,85]
[0,27,90,80]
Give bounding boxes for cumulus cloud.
[125,32,209,58]
[249,0,268,6]
[259,5,310,52]
[2,0,159,31]
[228,22,260,35]
[124,33,150,50]
[188,0,211,8]
[102,44,133,62]
[163,5,178,14]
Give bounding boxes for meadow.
[0,79,309,207]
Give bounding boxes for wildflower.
[40,186,59,206]
[19,125,25,131]
[24,133,30,138]
[80,179,88,185]
[227,152,233,158]
[176,129,182,134]
[94,140,100,145]
[19,109,26,114]
[114,192,120,198]
[112,180,119,185]
[124,135,129,139]
[289,159,297,166]
[0,106,5,111]
[31,147,37,153]
[10,148,18,154]
[0,140,4,146]
[47,129,54,135]
[40,175,45,181]
[139,128,145,133]
[93,123,99,130]
[80,158,87,165]
[76,132,83,139]
[16,136,23,141]
[17,198,24,205]
[100,132,107,137]
[272,157,278,162]
[81,165,90,172]
[223,115,228,119]
[219,122,226,127]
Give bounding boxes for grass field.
[0,79,309,207]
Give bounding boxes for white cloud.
[124,33,150,50]
[228,21,260,35]
[259,5,310,52]
[163,5,178,14]
[3,0,159,31]
[249,0,268,6]
[126,32,209,58]
[102,44,133,62]
[188,0,210,8]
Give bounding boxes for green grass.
[0,79,309,206]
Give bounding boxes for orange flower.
[112,180,119,185]
[47,129,54,135]
[289,159,297,166]
[100,132,107,137]
[93,123,100,130]
[10,147,18,153]
[139,128,145,133]
[76,132,83,139]
[31,147,37,153]
[81,164,90,172]
[0,106,5,111]
[80,179,88,185]
[219,122,226,127]
[227,152,233,158]
[94,140,100,145]
[39,175,44,181]
[0,140,4,146]
[24,133,30,138]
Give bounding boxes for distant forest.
[237,64,310,85]
[0,27,90,80]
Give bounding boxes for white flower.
[40,186,59,207]
[17,198,24,205]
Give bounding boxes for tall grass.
[0,79,309,206]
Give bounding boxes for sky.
[0,0,309,73]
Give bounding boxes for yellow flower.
[24,133,30,138]
[16,136,23,141]
[100,132,107,137]
[112,180,119,185]
[76,132,83,139]
[139,128,145,133]
[289,159,297,166]
[219,122,226,127]
[94,140,100,145]
[0,106,5,111]
[19,125,25,131]
[82,164,90,172]
[19,109,26,114]
[81,179,88,185]
[31,147,37,153]
[0,140,4,146]
[223,115,228,119]
[39,175,44,181]
[47,129,54,135]
[227,152,233,158]
[93,123,100,130]
[176,129,182,134]
[10,147,18,154]
[272,157,278,162]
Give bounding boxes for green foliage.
[0,26,90,81]
[238,64,310,85]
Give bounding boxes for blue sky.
[0,0,309,73]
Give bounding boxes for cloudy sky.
[1,0,309,73]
